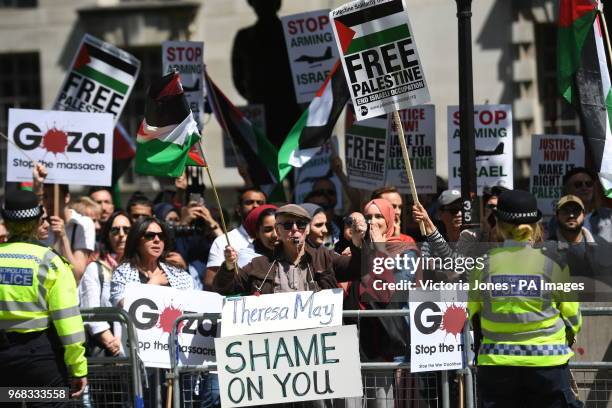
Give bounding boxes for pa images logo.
[360,105,368,116]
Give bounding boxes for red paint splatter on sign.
[157,305,183,334]
[577,347,585,356]
[41,127,68,154]
[440,304,467,339]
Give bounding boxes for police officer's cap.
[494,190,542,225]
[2,190,43,221]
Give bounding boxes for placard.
[6,108,113,186]
[345,115,388,189]
[216,325,362,407]
[331,0,430,120]
[123,283,223,368]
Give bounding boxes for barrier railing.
[72,307,144,408]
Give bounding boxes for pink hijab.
[363,198,401,242]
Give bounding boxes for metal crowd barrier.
[169,310,450,408]
[70,307,144,408]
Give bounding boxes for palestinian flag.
[278,60,349,181]
[111,122,136,184]
[136,72,206,178]
[558,0,612,197]
[204,71,278,191]
[73,39,138,97]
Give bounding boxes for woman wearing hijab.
[301,203,329,249]
[238,204,278,267]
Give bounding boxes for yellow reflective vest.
[0,241,87,377]
[468,243,582,367]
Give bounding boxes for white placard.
[282,9,339,104]
[6,108,113,186]
[54,34,140,124]
[345,115,388,190]
[447,105,514,194]
[331,0,430,120]
[530,135,584,216]
[216,325,362,407]
[123,283,223,369]
[409,301,467,373]
[221,289,343,337]
[386,105,436,193]
[162,41,204,126]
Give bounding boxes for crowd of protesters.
[6,159,609,408]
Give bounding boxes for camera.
[168,218,206,237]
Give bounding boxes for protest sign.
[54,34,140,123]
[216,325,362,407]
[162,41,204,126]
[409,301,467,373]
[221,289,343,337]
[530,135,584,216]
[330,0,430,120]
[294,138,343,210]
[223,104,265,167]
[386,105,436,194]
[6,108,113,186]
[345,115,388,190]
[123,283,223,369]
[282,9,339,104]
[448,105,513,194]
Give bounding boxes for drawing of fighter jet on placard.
[294,47,333,65]
[453,142,504,160]
[183,78,200,93]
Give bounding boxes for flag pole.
[597,1,612,67]
[392,110,426,236]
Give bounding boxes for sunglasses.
[441,206,462,214]
[573,180,593,189]
[277,220,309,231]
[243,199,265,206]
[559,206,583,216]
[143,231,165,241]
[110,226,131,236]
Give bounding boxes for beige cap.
[276,204,312,221]
[556,194,584,211]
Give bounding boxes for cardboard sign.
[345,115,388,190]
[162,41,204,126]
[409,301,467,373]
[386,105,436,193]
[282,9,339,104]
[54,34,140,123]
[123,283,223,369]
[293,138,343,211]
[6,108,113,186]
[216,325,362,407]
[331,0,430,120]
[221,289,344,337]
[447,105,513,194]
[530,135,584,216]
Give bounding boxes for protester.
[154,202,181,226]
[89,186,115,224]
[33,163,95,282]
[204,187,266,289]
[0,190,88,400]
[555,167,612,242]
[110,216,193,308]
[126,193,154,222]
[80,211,131,357]
[469,190,582,407]
[215,204,363,295]
[304,189,340,247]
[238,204,278,267]
[301,203,329,249]
[71,196,103,236]
[371,185,415,243]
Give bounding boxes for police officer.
[469,190,582,407]
[0,190,87,406]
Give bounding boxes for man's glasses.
[573,180,593,189]
[441,206,462,214]
[559,206,583,217]
[110,226,131,236]
[243,199,265,206]
[143,231,165,241]
[277,220,309,231]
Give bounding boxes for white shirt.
[44,209,95,252]
[206,225,253,268]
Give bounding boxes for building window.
[535,23,581,135]
[0,52,41,190]
[118,46,162,186]
[0,0,37,7]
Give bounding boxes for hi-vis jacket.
[0,241,87,377]
[468,242,582,367]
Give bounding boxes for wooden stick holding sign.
[392,111,426,236]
